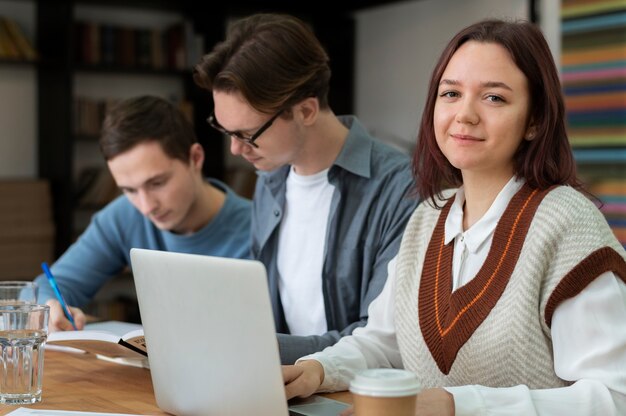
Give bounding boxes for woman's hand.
[415,388,455,416]
[282,360,325,400]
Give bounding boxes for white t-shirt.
[277,167,334,336]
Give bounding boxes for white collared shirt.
[445,177,525,290]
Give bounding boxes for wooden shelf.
[0,58,37,66]
[73,64,190,76]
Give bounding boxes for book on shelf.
[0,16,20,59]
[587,179,626,249]
[47,321,147,359]
[73,19,203,71]
[74,96,119,138]
[0,16,37,61]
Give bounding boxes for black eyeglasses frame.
[207,110,284,148]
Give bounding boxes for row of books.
[0,16,37,61]
[74,96,120,138]
[75,20,204,71]
[562,1,625,248]
[589,179,626,249]
[561,1,626,147]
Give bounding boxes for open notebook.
[130,248,349,416]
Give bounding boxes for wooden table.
[0,350,352,415]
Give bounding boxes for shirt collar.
[331,116,373,179]
[444,176,525,253]
[258,115,373,188]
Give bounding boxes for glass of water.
[0,303,50,404]
[0,281,38,305]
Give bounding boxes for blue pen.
[41,262,78,330]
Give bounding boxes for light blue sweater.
[34,179,251,306]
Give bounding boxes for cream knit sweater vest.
[395,185,626,389]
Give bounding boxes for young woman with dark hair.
[283,19,626,416]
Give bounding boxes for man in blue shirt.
[34,96,251,331]
[194,14,419,363]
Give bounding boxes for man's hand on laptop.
[282,360,325,400]
[46,299,86,332]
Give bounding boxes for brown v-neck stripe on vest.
[418,184,552,374]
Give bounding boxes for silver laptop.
[129,248,349,416]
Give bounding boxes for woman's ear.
[524,123,537,141]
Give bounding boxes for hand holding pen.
[41,262,81,331]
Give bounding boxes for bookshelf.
[0,0,37,181]
[0,14,37,62]
[33,0,224,321]
[36,1,361,258]
[561,0,626,249]
[0,3,46,281]
[30,0,360,321]
[36,1,226,255]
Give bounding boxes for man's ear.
[189,143,205,169]
[294,97,319,126]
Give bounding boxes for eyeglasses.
[207,110,283,148]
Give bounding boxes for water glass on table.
[0,281,38,305]
[0,303,50,405]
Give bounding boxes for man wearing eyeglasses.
[34,96,252,332]
[194,13,419,364]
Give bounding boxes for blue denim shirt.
[251,116,419,364]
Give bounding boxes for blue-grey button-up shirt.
[251,116,419,364]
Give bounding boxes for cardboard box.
[0,180,55,280]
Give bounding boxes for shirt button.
[274,209,280,217]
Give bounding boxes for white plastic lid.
[349,369,421,397]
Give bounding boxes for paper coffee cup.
[350,369,421,416]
